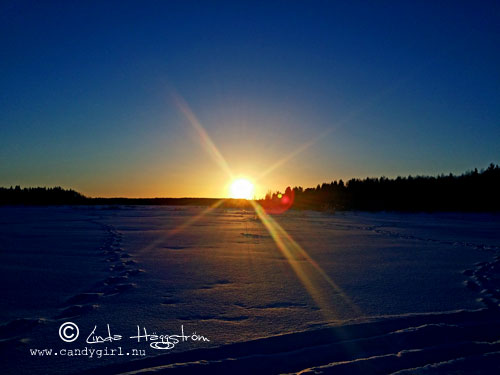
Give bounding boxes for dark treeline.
[260,163,500,212]
[0,186,252,208]
[0,186,87,205]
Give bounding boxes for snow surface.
[1,206,499,374]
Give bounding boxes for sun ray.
[172,92,234,179]
[250,200,361,318]
[167,199,226,238]
[256,127,333,182]
[138,199,226,255]
[254,74,418,184]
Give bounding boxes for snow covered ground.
[1,206,499,374]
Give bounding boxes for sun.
[229,178,254,200]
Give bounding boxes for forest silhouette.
[1,164,499,212]
[261,163,500,212]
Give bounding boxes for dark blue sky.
[1,1,499,197]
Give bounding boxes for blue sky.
[1,1,499,197]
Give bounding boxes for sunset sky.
[1,1,499,198]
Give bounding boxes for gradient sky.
[1,1,499,198]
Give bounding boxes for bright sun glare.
[229,178,254,200]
